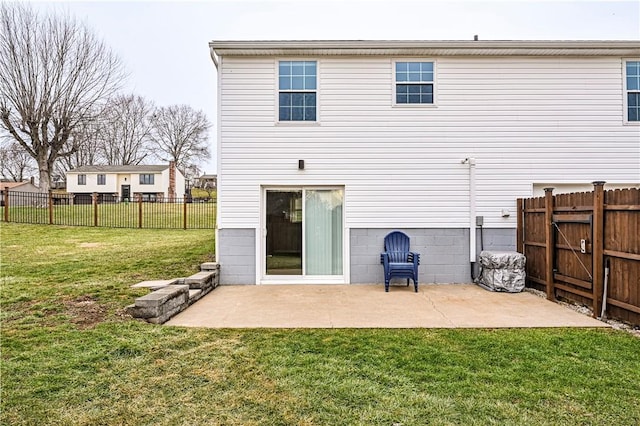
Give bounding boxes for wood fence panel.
[523,196,546,292]
[518,185,640,326]
[603,188,640,325]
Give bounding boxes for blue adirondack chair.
[380,231,420,292]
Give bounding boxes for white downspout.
[469,158,477,263]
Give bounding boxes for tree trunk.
[37,157,52,192]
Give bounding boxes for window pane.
[279,76,290,90]
[292,107,304,120]
[396,85,408,94]
[396,72,407,82]
[292,93,304,106]
[421,62,433,72]
[305,62,316,74]
[292,76,304,90]
[303,93,314,108]
[408,62,420,72]
[397,94,407,103]
[629,94,640,121]
[305,107,316,121]
[409,94,420,103]
[279,107,291,121]
[279,93,291,107]
[396,62,407,72]
[628,77,639,91]
[422,72,433,82]
[305,76,316,90]
[292,63,304,75]
[408,85,420,94]
[279,62,291,75]
[408,72,420,82]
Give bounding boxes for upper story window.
[278,61,316,121]
[626,61,640,122]
[395,61,434,104]
[97,174,106,185]
[139,174,154,185]
[77,174,86,185]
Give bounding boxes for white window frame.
[392,59,438,107]
[623,58,640,125]
[274,58,320,125]
[97,174,106,185]
[77,174,86,185]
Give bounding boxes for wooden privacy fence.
[2,189,216,229]
[517,182,640,326]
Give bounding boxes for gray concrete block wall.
[475,228,516,254]
[350,228,472,284]
[218,228,256,284]
[350,228,516,284]
[217,227,516,285]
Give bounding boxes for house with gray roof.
[66,163,184,203]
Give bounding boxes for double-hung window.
[626,61,640,122]
[78,174,86,185]
[278,61,317,121]
[395,61,434,104]
[97,174,106,185]
[139,174,154,185]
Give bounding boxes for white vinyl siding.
[218,56,640,229]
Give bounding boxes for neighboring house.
[209,40,640,286]
[1,179,40,206]
[66,163,185,203]
[197,174,217,190]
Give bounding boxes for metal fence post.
[138,194,143,228]
[544,187,555,301]
[92,192,98,227]
[3,187,9,222]
[592,181,606,317]
[183,194,187,230]
[48,190,54,225]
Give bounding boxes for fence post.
[92,192,98,227]
[592,181,606,318]
[544,187,555,301]
[3,187,9,222]
[183,194,187,230]
[138,194,143,228]
[48,190,54,225]
[516,198,524,254]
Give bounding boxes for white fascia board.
[209,40,640,58]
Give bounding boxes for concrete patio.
[165,283,608,329]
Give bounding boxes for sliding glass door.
[265,188,343,279]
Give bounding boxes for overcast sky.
[36,0,640,174]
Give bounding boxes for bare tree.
[0,3,125,191]
[55,115,105,174]
[0,141,37,181]
[149,105,211,172]
[99,94,154,165]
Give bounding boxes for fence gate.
[551,203,594,305]
[518,183,640,326]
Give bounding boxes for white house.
[209,40,640,286]
[66,163,185,203]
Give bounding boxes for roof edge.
[209,39,640,57]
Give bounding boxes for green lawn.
[2,223,639,425]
